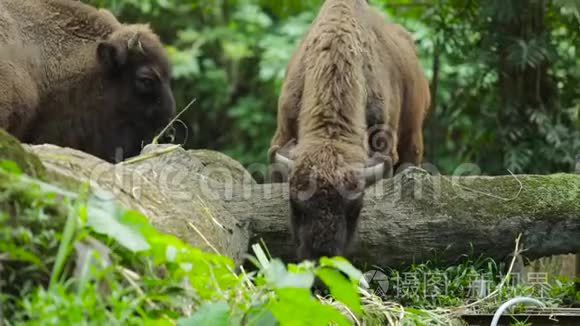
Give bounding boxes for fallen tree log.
[217,171,580,268]
[1,129,578,268]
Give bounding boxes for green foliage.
[380,0,580,174]
[5,0,580,322]
[177,302,230,326]
[373,256,578,313]
[0,160,364,325]
[2,158,579,324]
[87,0,579,176]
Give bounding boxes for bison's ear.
[97,40,128,74]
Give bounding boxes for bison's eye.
[136,76,155,93]
[135,66,160,94]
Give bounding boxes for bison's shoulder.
[0,1,19,44]
[44,0,121,40]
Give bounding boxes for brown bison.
[0,0,175,162]
[268,0,431,261]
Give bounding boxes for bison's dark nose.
[311,244,343,260]
[148,84,176,123]
[147,97,175,128]
[314,250,337,259]
[166,92,176,117]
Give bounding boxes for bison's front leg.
[366,95,399,177]
[367,124,399,165]
[396,128,424,169]
[396,73,430,172]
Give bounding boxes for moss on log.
[0,129,45,178]
[214,168,580,268]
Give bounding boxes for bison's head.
[272,142,391,261]
[96,24,175,161]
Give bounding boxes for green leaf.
[268,288,351,326]
[240,306,278,326]
[144,318,175,326]
[264,259,315,289]
[252,243,272,269]
[119,210,159,238]
[319,256,364,284]
[315,267,362,315]
[85,201,150,253]
[50,190,83,288]
[177,302,231,326]
[0,160,22,175]
[0,243,43,267]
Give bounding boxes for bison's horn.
[128,34,138,48]
[128,34,145,54]
[274,151,294,170]
[362,163,385,186]
[362,154,393,186]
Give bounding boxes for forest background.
[2,1,580,323]
[89,0,580,178]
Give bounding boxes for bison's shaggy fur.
[269,0,430,261]
[0,0,175,162]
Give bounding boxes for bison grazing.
[0,0,175,162]
[268,0,431,261]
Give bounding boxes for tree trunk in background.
[493,0,557,155]
[570,160,580,292]
[483,0,580,280]
[424,40,441,167]
[497,0,552,101]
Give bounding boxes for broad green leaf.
[319,256,364,284]
[85,201,150,252]
[315,267,362,315]
[268,288,351,326]
[177,302,230,326]
[264,259,314,289]
[240,306,278,326]
[119,210,158,236]
[275,270,315,289]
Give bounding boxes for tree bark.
[215,169,580,268]
[1,129,577,268]
[21,142,257,265]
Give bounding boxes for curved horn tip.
[363,162,385,185]
[128,34,136,45]
[274,152,294,168]
[127,34,141,50]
